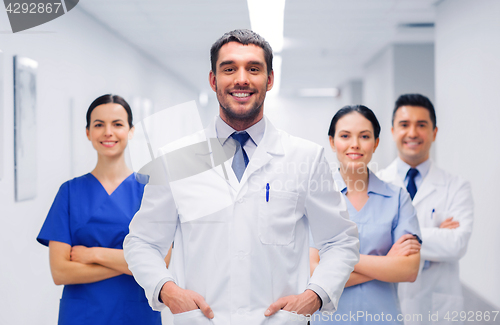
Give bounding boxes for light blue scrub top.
[37,173,161,325]
[311,170,421,325]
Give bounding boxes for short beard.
[219,101,263,122]
[216,83,264,124]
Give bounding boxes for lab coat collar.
[237,116,284,186]
[207,115,283,156]
[424,162,446,185]
[257,116,285,156]
[396,157,432,183]
[412,162,446,205]
[381,159,405,189]
[215,115,265,148]
[383,158,446,205]
[205,115,284,192]
[204,117,218,139]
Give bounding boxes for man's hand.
[160,281,214,319]
[70,245,96,264]
[387,234,421,257]
[264,289,321,317]
[440,217,460,229]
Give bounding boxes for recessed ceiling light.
[247,0,286,53]
[398,22,435,29]
[298,88,340,97]
[248,0,286,95]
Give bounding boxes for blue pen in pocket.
[431,208,435,219]
[266,183,270,202]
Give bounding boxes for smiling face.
[209,42,274,130]
[330,112,379,173]
[392,105,437,167]
[86,103,134,158]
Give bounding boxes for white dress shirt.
[396,157,432,191]
[216,116,264,159]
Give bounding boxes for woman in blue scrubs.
[37,94,161,325]
[310,105,421,325]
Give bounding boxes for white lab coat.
[124,117,360,325]
[378,159,474,325]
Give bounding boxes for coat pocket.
[266,310,309,325]
[258,189,299,245]
[173,309,213,325]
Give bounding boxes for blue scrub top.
[311,170,421,325]
[37,173,161,325]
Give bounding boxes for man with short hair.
[378,94,474,325]
[124,29,359,325]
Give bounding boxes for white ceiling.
[78,0,437,96]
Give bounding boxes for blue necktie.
[231,132,250,182]
[406,168,431,269]
[406,168,419,200]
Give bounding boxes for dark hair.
[210,29,273,75]
[85,94,133,129]
[392,93,436,129]
[328,105,381,139]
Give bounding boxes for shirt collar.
[215,115,265,146]
[333,169,394,197]
[333,171,347,194]
[396,157,432,180]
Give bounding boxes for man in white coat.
[124,29,360,325]
[378,94,474,324]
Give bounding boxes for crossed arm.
[310,234,421,288]
[421,180,473,262]
[48,241,171,285]
[317,210,463,288]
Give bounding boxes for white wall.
[338,80,363,108]
[0,9,196,325]
[435,0,500,308]
[363,43,435,171]
[363,46,395,171]
[265,95,344,167]
[393,44,435,104]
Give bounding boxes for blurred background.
[0,0,499,324]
